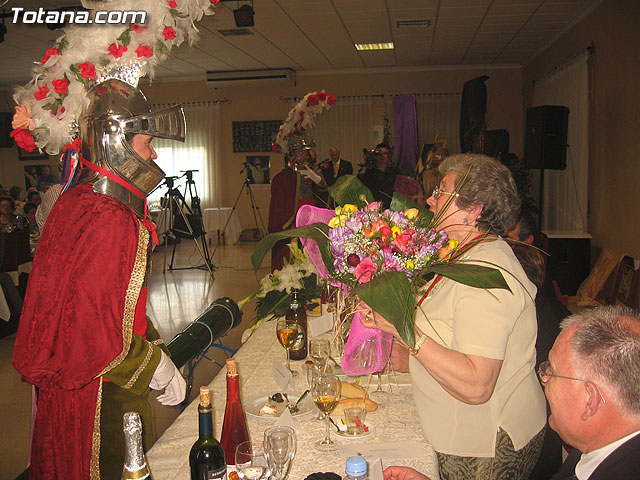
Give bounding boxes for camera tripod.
[212,163,266,257]
[157,171,215,278]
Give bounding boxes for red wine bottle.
[189,387,227,480]
[220,358,250,466]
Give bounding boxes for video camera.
[361,147,380,168]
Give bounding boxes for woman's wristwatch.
[408,334,428,356]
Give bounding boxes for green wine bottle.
[121,411,151,480]
[190,386,227,480]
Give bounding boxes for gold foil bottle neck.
[199,386,211,407]
[226,358,238,376]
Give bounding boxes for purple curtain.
[392,94,419,172]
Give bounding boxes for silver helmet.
[78,79,186,218]
[287,130,316,171]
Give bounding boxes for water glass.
[235,441,269,480]
[263,426,296,480]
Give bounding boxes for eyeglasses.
[537,360,606,404]
[431,185,460,200]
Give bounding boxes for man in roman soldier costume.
[9,1,220,478]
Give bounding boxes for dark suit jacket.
[319,159,353,186]
[550,433,640,479]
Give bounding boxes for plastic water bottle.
[343,456,368,480]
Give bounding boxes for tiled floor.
[0,239,266,480]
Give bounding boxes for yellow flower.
[328,216,341,228]
[406,260,415,270]
[448,240,459,249]
[342,204,357,214]
[391,226,402,238]
[404,208,419,220]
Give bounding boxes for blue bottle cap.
[346,456,367,477]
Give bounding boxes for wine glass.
[309,339,331,372]
[306,366,324,421]
[276,317,298,377]
[263,426,297,480]
[236,441,269,480]
[310,372,341,451]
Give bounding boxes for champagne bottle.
[190,387,227,480]
[121,411,151,480]
[220,358,250,466]
[287,289,308,360]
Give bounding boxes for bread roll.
[340,381,368,399]
[331,397,378,417]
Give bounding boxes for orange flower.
[12,104,35,130]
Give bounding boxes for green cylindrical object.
[167,297,242,369]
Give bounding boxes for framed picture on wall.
[244,155,270,185]
[613,255,639,308]
[18,148,49,161]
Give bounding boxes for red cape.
[13,183,147,479]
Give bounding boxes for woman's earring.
[462,218,469,226]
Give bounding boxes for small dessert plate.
[335,423,375,439]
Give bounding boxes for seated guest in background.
[22,201,39,235]
[544,305,640,479]
[417,146,449,203]
[9,186,25,215]
[26,189,41,208]
[357,142,398,208]
[0,196,26,233]
[319,146,353,186]
[362,154,546,480]
[36,165,58,191]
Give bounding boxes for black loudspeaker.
[545,234,590,296]
[483,129,509,159]
[0,112,13,148]
[525,106,568,170]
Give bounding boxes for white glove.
[150,351,176,390]
[156,368,186,406]
[300,167,322,184]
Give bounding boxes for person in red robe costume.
[12,79,187,480]
[268,136,326,271]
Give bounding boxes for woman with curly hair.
[362,154,546,480]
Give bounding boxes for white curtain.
[532,52,590,232]
[385,93,461,155]
[149,101,221,208]
[308,96,374,166]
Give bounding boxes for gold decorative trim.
[97,221,149,377]
[90,380,103,480]
[123,341,154,389]
[151,338,164,345]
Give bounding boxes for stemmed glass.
[306,366,323,421]
[276,317,298,377]
[263,426,297,480]
[310,373,341,451]
[236,441,269,480]
[309,339,331,373]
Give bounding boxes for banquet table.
[203,207,242,246]
[147,319,440,480]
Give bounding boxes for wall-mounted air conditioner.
[206,69,296,87]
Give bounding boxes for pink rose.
[78,62,96,79]
[108,44,128,58]
[41,48,60,65]
[394,233,411,249]
[307,94,318,106]
[371,219,389,234]
[327,93,337,105]
[168,0,177,7]
[34,85,49,100]
[163,26,176,40]
[354,257,377,283]
[131,24,147,33]
[12,104,34,130]
[317,92,327,102]
[10,128,37,152]
[364,201,380,211]
[378,226,392,237]
[136,45,153,58]
[52,77,69,94]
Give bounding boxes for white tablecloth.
[203,207,241,246]
[147,320,439,480]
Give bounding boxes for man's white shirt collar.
[575,430,640,479]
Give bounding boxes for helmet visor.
[123,104,186,142]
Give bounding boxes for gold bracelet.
[408,334,428,356]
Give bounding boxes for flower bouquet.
[251,177,510,372]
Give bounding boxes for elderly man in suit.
[543,305,640,479]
